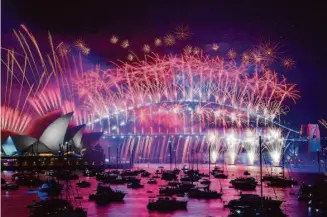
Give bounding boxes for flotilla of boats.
[3,162,323,216]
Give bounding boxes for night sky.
[2,0,327,134]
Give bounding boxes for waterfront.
[2,164,323,217]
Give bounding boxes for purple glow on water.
[1,164,321,217]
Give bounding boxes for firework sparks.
[1,26,300,166]
[121,40,130,48]
[75,39,90,55]
[212,43,219,51]
[110,35,119,44]
[57,42,71,57]
[127,53,134,61]
[164,34,176,46]
[142,44,151,53]
[227,49,236,59]
[319,119,327,129]
[154,38,162,46]
[174,25,191,40]
[193,46,201,55]
[283,57,295,69]
[183,45,193,55]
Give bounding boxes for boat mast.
[108,145,111,169]
[169,141,172,171]
[259,136,263,208]
[209,145,211,181]
[174,148,177,169]
[116,144,119,170]
[282,141,285,179]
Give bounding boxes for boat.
[226,194,283,210]
[230,177,257,191]
[127,182,144,189]
[39,179,62,196]
[188,188,222,199]
[56,171,79,180]
[161,172,177,181]
[262,174,280,182]
[89,184,126,205]
[27,198,87,217]
[173,168,180,174]
[266,177,298,188]
[147,197,187,211]
[103,175,125,185]
[226,136,285,216]
[141,171,151,177]
[15,175,43,187]
[200,179,211,185]
[147,179,157,184]
[2,183,19,191]
[211,166,224,175]
[244,171,250,176]
[77,180,91,188]
[159,182,194,195]
[152,175,160,179]
[120,170,139,177]
[228,206,287,217]
[95,171,106,181]
[214,173,228,179]
[83,169,96,177]
[159,186,186,195]
[297,183,327,201]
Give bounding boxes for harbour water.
[1,164,321,217]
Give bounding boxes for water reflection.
[1,164,319,217]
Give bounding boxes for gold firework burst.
[183,45,193,55]
[193,46,201,55]
[121,40,129,48]
[154,38,162,46]
[143,44,151,53]
[174,25,191,40]
[164,34,176,46]
[57,42,71,57]
[75,39,90,55]
[283,57,295,69]
[242,52,250,63]
[110,35,119,44]
[127,53,134,61]
[227,49,236,59]
[212,43,219,51]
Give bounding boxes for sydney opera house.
[1,111,104,170]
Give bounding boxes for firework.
[57,43,71,57]
[127,53,134,61]
[142,44,151,53]
[183,45,193,55]
[192,46,201,55]
[121,40,130,48]
[243,129,259,165]
[1,26,299,165]
[154,38,162,46]
[319,119,327,129]
[212,43,219,51]
[225,131,240,164]
[110,35,119,44]
[75,39,90,55]
[264,128,286,166]
[163,34,176,46]
[227,49,236,59]
[283,57,295,69]
[1,106,32,133]
[174,25,191,40]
